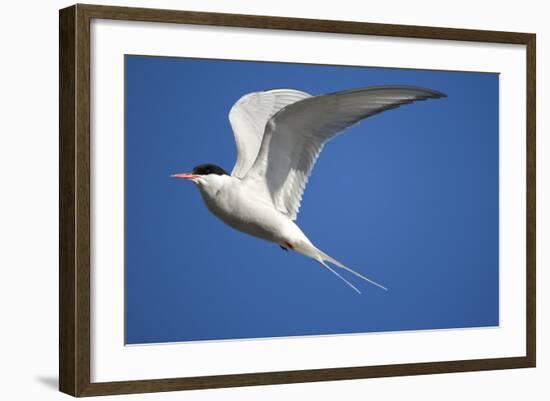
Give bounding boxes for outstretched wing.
[242,86,446,220]
[228,89,311,178]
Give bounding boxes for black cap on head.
[191,164,228,176]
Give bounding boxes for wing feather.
[228,89,311,178]
[243,86,446,220]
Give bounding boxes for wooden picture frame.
[59,3,536,397]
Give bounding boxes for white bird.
[172,86,446,293]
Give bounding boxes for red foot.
[284,241,294,250]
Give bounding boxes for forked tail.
[292,241,387,294]
[318,249,387,294]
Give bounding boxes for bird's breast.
[199,183,294,244]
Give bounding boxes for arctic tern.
[172,86,446,293]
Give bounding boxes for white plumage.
[229,89,311,179]
[173,86,446,293]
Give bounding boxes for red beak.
[171,173,199,180]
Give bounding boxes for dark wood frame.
[59,3,536,397]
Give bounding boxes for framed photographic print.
[59,4,536,397]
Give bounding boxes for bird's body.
[197,173,308,248]
[173,86,446,293]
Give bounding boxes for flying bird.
[172,86,446,293]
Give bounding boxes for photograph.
[124,55,499,345]
[51,2,536,397]
[0,0,542,398]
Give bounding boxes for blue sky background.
[125,55,499,344]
